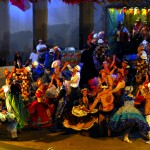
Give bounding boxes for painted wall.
[0,2,10,59]
[94,4,106,33]
[9,2,33,64]
[0,1,79,65]
[0,1,149,65]
[0,2,33,65]
[47,0,79,50]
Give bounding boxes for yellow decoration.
[129,7,134,14]
[109,8,114,13]
[126,9,130,15]
[134,8,138,15]
[142,9,146,15]
[118,9,122,14]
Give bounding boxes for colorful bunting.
[142,8,147,15]
[2,0,150,12]
[108,7,149,16]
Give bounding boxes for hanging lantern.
[129,7,134,14]
[123,7,127,13]
[137,9,140,15]
[109,8,115,13]
[146,9,148,15]
[142,8,146,15]
[134,7,138,15]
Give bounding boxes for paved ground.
[0,124,150,150]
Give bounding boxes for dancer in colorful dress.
[28,85,54,128]
[108,86,150,143]
[63,88,97,131]
[5,83,29,130]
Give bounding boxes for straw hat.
[125,86,133,93]
[81,88,89,94]
[51,60,61,68]
[74,65,81,72]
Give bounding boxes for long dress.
[5,85,29,129]
[79,42,99,87]
[28,98,54,128]
[108,94,149,134]
[63,95,98,130]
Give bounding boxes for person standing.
[5,83,29,131]
[113,22,130,60]
[79,39,99,88]
[64,62,81,108]
[108,86,150,143]
[36,39,47,63]
[14,52,22,69]
[89,82,114,136]
[29,48,38,64]
[53,78,67,129]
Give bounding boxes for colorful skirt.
[28,100,54,128]
[63,105,98,131]
[108,105,149,134]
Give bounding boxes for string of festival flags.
[109,7,150,15]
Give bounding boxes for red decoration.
[10,0,31,11]
[137,9,140,15]
[146,9,148,15]
[129,8,134,14]
[62,0,86,4]
[29,0,37,2]
[123,7,127,13]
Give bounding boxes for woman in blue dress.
[108,86,150,143]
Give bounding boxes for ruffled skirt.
[63,106,98,130]
[108,105,149,134]
[28,100,54,128]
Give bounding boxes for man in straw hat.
[63,61,81,108]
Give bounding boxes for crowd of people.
[0,24,150,145]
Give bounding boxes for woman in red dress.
[28,85,54,128]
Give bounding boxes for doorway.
[107,7,150,55]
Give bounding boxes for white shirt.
[29,52,38,63]
[67,64,80,88]
[70,72,80,88]
[36,44,47,53]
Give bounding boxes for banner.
[61,50,82,66]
